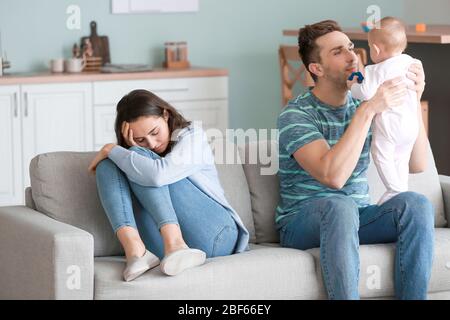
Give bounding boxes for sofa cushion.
[306,228,450,299]
[30,152,124,257]
[241,140,447,244]
[212,139,256,243]
[239,140,280,243]
[93,244,324,300]
[367,144,447,227]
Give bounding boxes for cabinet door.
[0,86,23,206]
[21,83,93,188]
[94,104,117,150]
[172,100,228,132]
[93,100,229,148]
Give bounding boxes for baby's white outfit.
[351,54,420,205]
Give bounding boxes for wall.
[0,0,402,131]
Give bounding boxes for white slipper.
[160,248,206,276]
[123,250,160,282]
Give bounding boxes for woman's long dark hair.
[114,89,191,155]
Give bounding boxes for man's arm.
[293,102,374,189]
[293,78,407,189]
[408,61,428,173]
[409,98,428,173]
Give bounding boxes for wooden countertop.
[0,67,228,85]
[283,24,450,44]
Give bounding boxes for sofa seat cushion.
[306,228,450,299]
[93,244,323,300]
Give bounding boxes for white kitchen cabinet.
[92,76,228,149]
[172,100,228,132]
[94,105,117,148]
[21,83,93,188]
[0,86,23,206]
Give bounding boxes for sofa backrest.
[239,140,447,244]
[28,140,447,256]
[29,144,256,257]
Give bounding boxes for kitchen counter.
[0,67,228,85]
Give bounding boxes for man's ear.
[308,63,323,79]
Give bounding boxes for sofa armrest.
[0,206,94,299]
[439,175,450,228]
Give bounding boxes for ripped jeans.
[95,146,238,259]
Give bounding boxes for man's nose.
[347,50,357,62]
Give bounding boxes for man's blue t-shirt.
[276,90,372,226]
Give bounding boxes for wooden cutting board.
[81,21,110,65]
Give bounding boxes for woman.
[88,89,249,281]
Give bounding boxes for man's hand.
[365,76,407,116]
[88,143,117,174]
[407,61,426,100]
[122,122,138,147]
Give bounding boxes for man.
[276,20,433,300]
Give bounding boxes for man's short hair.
[298,20,343,81]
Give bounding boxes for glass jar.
[176,42,188,62]
[165,42,177,62]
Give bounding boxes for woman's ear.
[308,63,323,79]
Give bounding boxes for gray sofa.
[1,140,450,300]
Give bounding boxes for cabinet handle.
[13,92,18,117]
[24,92,28,117]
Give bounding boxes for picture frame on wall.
[112,0,199,14]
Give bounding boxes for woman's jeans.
[278,192,435,300]
[95,146,238,260]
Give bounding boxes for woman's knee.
[130,146,160,159]
[96,159,122,185]
[96,158,116,174]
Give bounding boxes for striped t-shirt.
[276,90,372,226]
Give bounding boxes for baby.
[348,17,422,205]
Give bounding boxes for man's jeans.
[95,146,238,260]
[277,192,435,300]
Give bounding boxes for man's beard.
[323,70,348,91]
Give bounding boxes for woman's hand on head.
[88,143,117,174]
[121,122,138,147]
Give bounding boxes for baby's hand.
[347,77,359,90]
